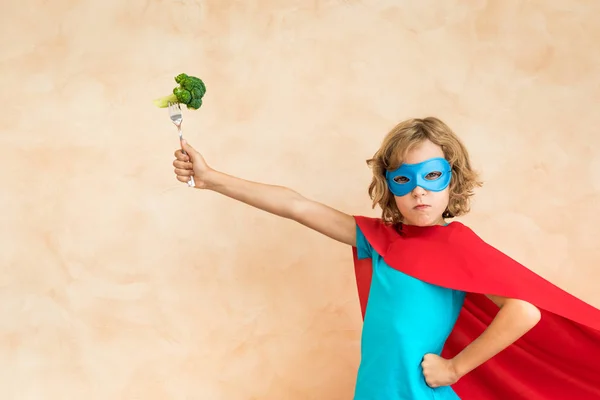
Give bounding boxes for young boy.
[170,117,600,399]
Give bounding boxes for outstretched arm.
[173,140,357,246]
[422,295,541,387]
[207,170,357,246]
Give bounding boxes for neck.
[402,217,447,227]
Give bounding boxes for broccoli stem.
[152,93,179,108]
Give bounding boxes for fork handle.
[178,129,195,188]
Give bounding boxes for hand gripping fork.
[168,101,195,187]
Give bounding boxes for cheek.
[433,189,451,208]
[393,195,412,212]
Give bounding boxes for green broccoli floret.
[174,74,187,84]
[189,98,202,109]
[153,73,207,110]
[190,87,202,100]
[173,87,191,104]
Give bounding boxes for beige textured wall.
[2,0,599,399]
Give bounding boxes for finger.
[424,376,435,388]
[174,149,190,161]
[176,175,192,183]
[173,160,193,169]
[174,168,194,177]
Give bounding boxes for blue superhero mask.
[385,157,452,197]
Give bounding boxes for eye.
[393,176,410,184]
[425,171,442,180]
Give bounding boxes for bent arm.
[205,170,357,246]
[451,295,541,379]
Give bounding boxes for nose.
[411,185,427,197]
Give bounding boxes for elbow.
[525,303,542,326]
[287,190,309,221]
[508,299,542,328]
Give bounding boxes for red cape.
[352,216,600,400]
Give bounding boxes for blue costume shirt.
[353,224,466,400]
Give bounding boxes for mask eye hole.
[393,176,410,184]
[425,171,442,180]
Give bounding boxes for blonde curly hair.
[367,117,483,224]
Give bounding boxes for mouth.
[414,204,430,210]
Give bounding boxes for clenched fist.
[421,353,459,388]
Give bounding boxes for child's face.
[392,139,450,226]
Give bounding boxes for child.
[171,117,600,399]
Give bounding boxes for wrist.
[201,168,221,190]
[449,357,466,381]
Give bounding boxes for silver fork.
[168,101,195,187]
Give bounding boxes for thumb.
[181,139,197,158]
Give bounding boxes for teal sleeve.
[355,223,374,260]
